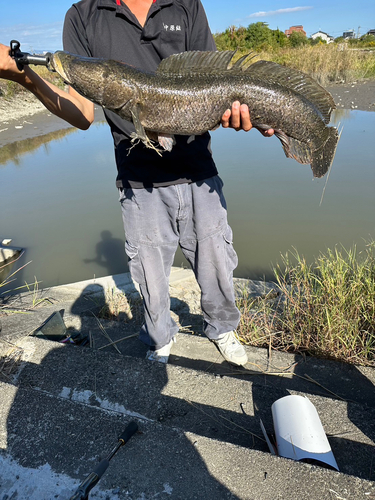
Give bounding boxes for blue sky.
[0,0,374,51]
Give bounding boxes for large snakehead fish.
[50,50,339,178]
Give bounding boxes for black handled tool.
[10,40,52,71]
[69,421,139,500]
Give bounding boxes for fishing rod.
[69,420,139,500]
[10,40,52,71]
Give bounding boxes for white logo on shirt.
[163,23,181,32]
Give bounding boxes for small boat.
[0,239,24,285]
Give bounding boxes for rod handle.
[119,421,139,445]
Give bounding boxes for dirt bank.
[326,79,375,111]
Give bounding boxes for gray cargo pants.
[119,175,241,349]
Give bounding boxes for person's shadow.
[2,284,244,498]
[83,230,128,276]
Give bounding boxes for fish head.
[49,51,76,84]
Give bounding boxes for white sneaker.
[146,338,175,364]
[213,331,248,366]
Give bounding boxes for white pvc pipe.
[271,395,339,470]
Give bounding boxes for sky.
[0,0,374,52]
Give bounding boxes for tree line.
[213,22,375,51]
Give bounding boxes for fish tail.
[311,127,340,178]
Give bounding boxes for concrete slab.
[1,336,375,499]
[0,270,374,499]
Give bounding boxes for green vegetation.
[214,22,375,85]
[215,22,289,52]
[237,242,375,366]
[214,22,375,52]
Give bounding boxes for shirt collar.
[98,0,173,8]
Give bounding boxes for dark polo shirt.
[63,0,218,188]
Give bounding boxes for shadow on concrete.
[66,282,375,483]
[169,350,375,481]
[2,285,242,498]
[3,355,241,498]
[2,279,374,497]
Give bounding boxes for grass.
[229,44,375,85]
[236,241,375,366]
[97,288,143,323]
[0,258,51,313]
[261,44,375,85]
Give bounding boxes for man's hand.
[221,101,274,137]
[0,43,23,82]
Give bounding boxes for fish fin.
[146,131,175,152]
[129,107,164,155]
[157,133,175,152]
[273,126,339,178]
[248,60,336,123]
[311,126,340,178]
[229,52,258,70]
[129,132,164,156]
[273,129,313,165]
[157,50,237,76]
[130,105,148,143]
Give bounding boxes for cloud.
[247,7,313,18]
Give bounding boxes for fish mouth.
[50,52,70,84]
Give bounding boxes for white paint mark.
[0,455,122,500]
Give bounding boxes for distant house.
[343,30,355,39]
[285,25,306,37]
[311,31,334,44]
[367,29,375,36]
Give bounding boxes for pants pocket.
[125,240,145,285]
[223,225,238,274]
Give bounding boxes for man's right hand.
[0,43,24,82]
[0,42,94,130]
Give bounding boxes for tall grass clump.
[261,44,375,85]
[237,241,375,365]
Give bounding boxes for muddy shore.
[0,79,374,145]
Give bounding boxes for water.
[1,109,374,292]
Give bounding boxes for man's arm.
[0,43,94,130]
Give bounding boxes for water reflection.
[331,108,352,124]
[0,109,374,289]
[0,127,76,166]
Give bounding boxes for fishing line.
[319,124,343,207]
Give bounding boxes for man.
[0,0,273,365]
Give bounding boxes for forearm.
[0,41,93,129]
[18,67,93,129]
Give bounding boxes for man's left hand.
[221,101,274,137]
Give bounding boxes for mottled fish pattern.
[50,50,339,177]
